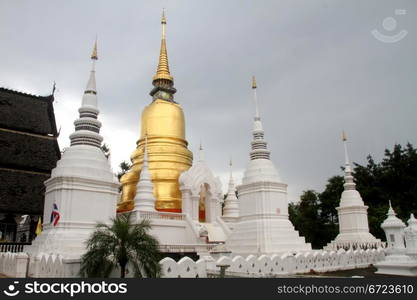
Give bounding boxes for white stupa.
[222,158,239,219]
[225,77,311,255]
[375,202,417,276]
[133,135,156,212]
[404,214,417,256]
[26,41,119,259]
[326,132,380,250]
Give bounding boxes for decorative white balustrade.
[136,210,186,221]
[0,252,80,278]
[0,248,385,278]
[159,248,386,278]
[159,257,207,278]
[0,252,29,277]
[324,241,386,251]
[158,244,218,253]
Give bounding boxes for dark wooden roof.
[0,87,59,136]
[0,87,61,215]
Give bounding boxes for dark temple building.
[0,87,60,242]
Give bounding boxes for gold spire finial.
[162,8,166,26]
[153,9,173,82]
[91,38,98,60]
[252,76,257,89]
[342,131,347,141]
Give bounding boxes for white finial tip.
[198,141,205,162]
[387,200,396,216]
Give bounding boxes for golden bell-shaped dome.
[118,100,193,212]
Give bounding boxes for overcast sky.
[0,0,416,202]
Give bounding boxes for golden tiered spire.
[153,9,173,82]
[118,10,191,214]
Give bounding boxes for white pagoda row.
[22,33,393,278]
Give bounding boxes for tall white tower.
[26,41,119,260]
[327,132,380,249]
[225,77,311,255]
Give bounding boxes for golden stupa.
[117,11,193,213]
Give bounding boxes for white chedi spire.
[223,157,239,218]
[226,77,311,255]
[242,76,280,184]
[342,131,356,190]
[250,76,270,161]
[375,205,417,276]
[380,200,406,251]
[134,135,156,211]
[198,141,205,162]
[404,213,417,252]
[381,200,406,229]
[328,131,380,249]
[24,40,119,260]
[70,40,103,148]
[408,213,417,226]
[339,131,364,206]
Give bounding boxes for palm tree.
[80,213,161,278]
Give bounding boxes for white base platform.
[127,210,225,255]
[375,255,417,276]
[226,216,311,256]
[325,232,382,250]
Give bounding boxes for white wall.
[0,248,385,278]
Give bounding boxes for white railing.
[0,252,29,277]
[137,210,186,221]
[324,241,386,251]
[159,244,218,253]
[159,248,386,278]
[1,248,386,278]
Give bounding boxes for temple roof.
[0,87,61,215]
[0,87,59,136]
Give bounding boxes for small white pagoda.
[222,158,239,220]
[325,132,381,250]
[225,77,311,255]
[375,202,417,276]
